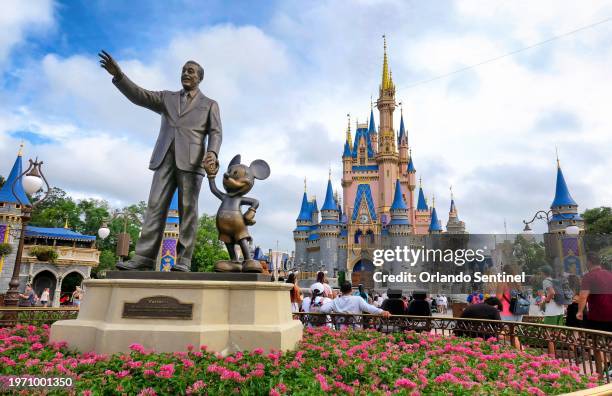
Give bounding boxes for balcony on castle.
[21,226,99,267]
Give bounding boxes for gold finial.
[399,102,403,117]
[555,146,560,168]
[328,166,332,180]
[17,141,24,157]
[64,218,69,229]
[432,194,436,208]
[304,177,307,192]
[346,113,352,147]
[419,176,422,188]
[370,95,374,109]
[381,34,392,91]
[450,185,454,200]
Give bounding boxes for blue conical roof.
[450,199,456,213]
[390,180,407,210]
[0,152,30,205]
[417,186,428,211]
[551,165,576,208]
[368,108,376,134]
[342,141,352,157]
[321,179,338,211]
[297,192,311,221]
[398,113,405,144]
[407,157,415,173]
[429,207,443,232]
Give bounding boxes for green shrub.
[29,246,59,263]
[0,243,11,257]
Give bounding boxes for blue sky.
[1,0,611,252]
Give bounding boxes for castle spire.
[368,107,376,135]
[346,113,352,147]
[0,146,30,205]
[551,156,576,208]
[416,178,428,211]
[429,206,443,233]
[321,178,338,212]
[390,179,407,210]
[381,35,393,91]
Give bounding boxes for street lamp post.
[522,209,581,236]
[97,211,142,263]
[4,159,50,306]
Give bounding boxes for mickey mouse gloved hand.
[243,207,256,225]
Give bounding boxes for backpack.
[552,278,574,305]
[308,297,328,327]
[505,290,530,315]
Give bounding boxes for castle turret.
[398,108,408,163]
[446,187,466,234]
[376,35,399,218]
[414,178,431,235]
[548,158,583,234]
[342,117,353,194]
[159,190,180,271]
[368,107,378,153]
[319,175,340,274]
[293,180,312,266]
[428,198,443,234]
[0,146,29,293]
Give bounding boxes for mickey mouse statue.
[205,154,270,272]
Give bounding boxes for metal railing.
[295,312,612,383]
[0,307,79,327]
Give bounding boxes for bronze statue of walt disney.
[206,154,270,273]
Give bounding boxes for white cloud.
[0,0,54,67]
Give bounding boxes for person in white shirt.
[302,284,333,327]
[321,281,390,328]
[540,265,565,325]
[40,288,50,307]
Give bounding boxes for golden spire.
[64,218,69,229]
[17,141,24,157]
[346,113,352,147]
[450,185,454,201]
[304,177,307,192]
[328,166,332,180]
[555,146,560,168]
[381,34,393,91]
[419,176,422,188]
[432,194,436,208]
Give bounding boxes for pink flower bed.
[0,324,602,395]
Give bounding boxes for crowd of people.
[286,250,611,334]
[460,252,611,332]
[17,285,83,308]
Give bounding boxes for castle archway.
[32,270,56,304]
[351,259,375,290]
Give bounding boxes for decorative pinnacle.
[555,146,560,168]
[328,166,332,180]
[17,141,24,157]
[346,113,352,146]
[450,185,454,200]
[432,195,436,208]
[399,102,403,116]
[381,34,392,91]
[304,177,307,192]
[370,94,374,109]
[64,218,69,229]
[419,176,422,188]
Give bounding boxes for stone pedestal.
[50,273,303,355]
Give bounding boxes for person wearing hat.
[540,265,564,325]
[302,283,333,327]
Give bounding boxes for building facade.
[0,147,99,306]
[293,38,467,289]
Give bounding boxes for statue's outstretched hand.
[98,50,122,78]
[203,152,219,176]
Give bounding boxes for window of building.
[359,148,365,165]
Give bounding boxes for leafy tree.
[582,207,612,234]
[513,235,548,289]
[92,250,118,278]
[582,207,612,256]
[29,187,82,229]
[191,213,228,272]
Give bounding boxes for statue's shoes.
[214,260,242,272]
[116,260,154,271]
[242,259,263,273]
[171,263,190,272]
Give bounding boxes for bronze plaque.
[122,295,193,320]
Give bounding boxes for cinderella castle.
[293,38,467,288]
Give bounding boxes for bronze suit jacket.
[113,74,222,175]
